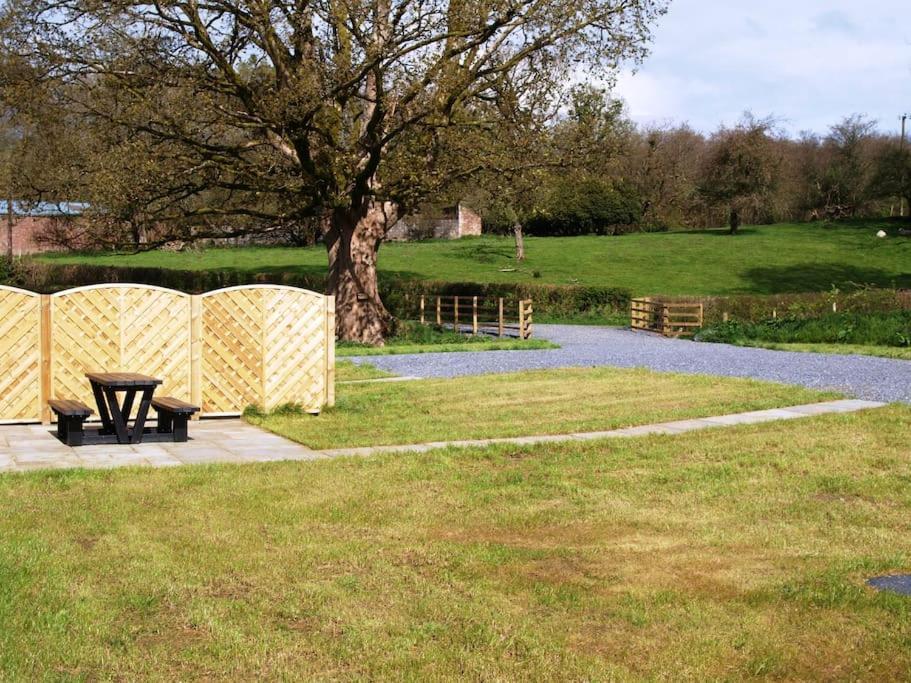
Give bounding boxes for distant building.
[385,203,482,242]
[1,201,87,256]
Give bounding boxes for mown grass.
[38,221,911,295]
[248,367,837,449]
[1,405,909,679]
[336,321,558,357]
[743,342,911,361]
[336,360,396,382]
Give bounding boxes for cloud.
[813,10,859,35]
[608,0,911,135]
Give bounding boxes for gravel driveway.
[349,325,911,403]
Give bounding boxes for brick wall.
[3,216,62,256]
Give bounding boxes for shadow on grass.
[743,263,911,294]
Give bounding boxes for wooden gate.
[0,283,334,423]
[0,286,42,423]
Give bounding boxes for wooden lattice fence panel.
[121,287,192,402]
[0,283,333,423]
[51,285,191,411]
[0,287,42,423]
[201,285,331,414]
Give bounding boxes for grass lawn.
[337,338,557,356]
[335,320,558,356]
[248,367,837,449]
[336,360,396,382]
[741,341,911,361]
[1,405,909,678]
[38,221,911,295]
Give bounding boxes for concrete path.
[350,325,911,403]
[0,399,884,474]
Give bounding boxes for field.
[247,367,835,449]
[1,405,909,678]
[38,221,911,296]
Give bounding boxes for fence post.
[39,294,52,424]
[519,300,525,339]
[662,304,670,337]
[190,295,203,419]
[698,303,704,329]
[472,296,478,335]
[324,295,336,408]
[454,296,459,330]
[723,311,729,323]
[420,295,425,325]
[498,298,504,337]
[436,296,441,325]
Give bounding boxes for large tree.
[699,115,780,235]
[1,0,667,343]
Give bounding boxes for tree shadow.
[440,240,515,264]
[742,263,911,294]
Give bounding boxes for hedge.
[5,260,908,325]
[2,261,634,320]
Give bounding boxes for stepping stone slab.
[867,575,911,596]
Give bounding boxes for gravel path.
[349,325,911,403]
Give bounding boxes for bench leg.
[156,409,173,434]
[172,416,189,443]
[56,416,68,442]
[64,417,84,447]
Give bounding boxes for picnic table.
[87,372,162,444]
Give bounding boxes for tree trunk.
[513,222,525,261]
[325,200,397,345]
[729,207,741,235]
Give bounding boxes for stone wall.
[385,203,482,241]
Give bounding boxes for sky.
[612,0,911,138]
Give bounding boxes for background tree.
[698,116,781,234]
[2,0,668,343]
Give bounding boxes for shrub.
[525,178,643,236]
[696,311,911,348]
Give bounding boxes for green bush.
[696,311,911,348]
[526,178,644,236]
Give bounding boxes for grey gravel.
[348,325,911,404]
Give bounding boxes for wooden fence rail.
[631,298,703,337]
[417,295,533,339]
[0,284,335,424]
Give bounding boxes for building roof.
[0,201,88,217]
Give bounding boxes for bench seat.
[151,397,200,442]
[48,398,93,446]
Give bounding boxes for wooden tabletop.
[86,372,163,387]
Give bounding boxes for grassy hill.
[37,221,911,296]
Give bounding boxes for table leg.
[130,387,155,444]
[121,390,137,424]
[91,381,114,435]
[103,387,130,444]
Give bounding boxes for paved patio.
[0,419,321,473]
[0,399,885,474]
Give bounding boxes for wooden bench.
[48,399,94,447]
[152,397,200,442]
